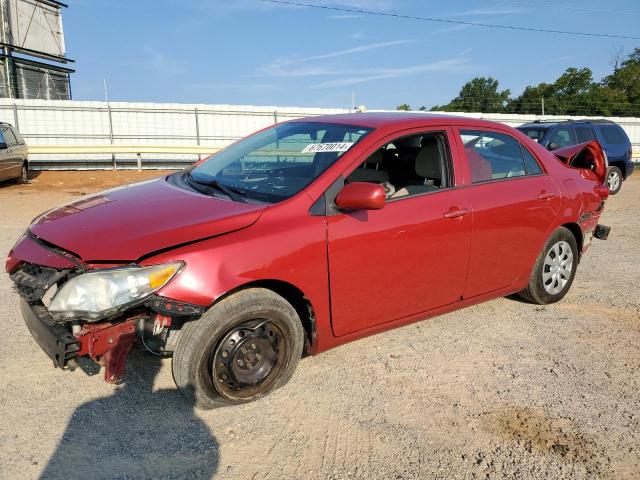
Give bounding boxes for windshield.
[189,121,372,202]
[518,127,548,143]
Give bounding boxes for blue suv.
[517,120,634,194]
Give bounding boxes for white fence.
[0,99,637,169]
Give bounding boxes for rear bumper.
[20,299,80,369]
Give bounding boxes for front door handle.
[443,208,470,219]
[537,192,556,200]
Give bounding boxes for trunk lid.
[553,140,608,184]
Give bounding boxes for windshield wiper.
[187,173,247,203]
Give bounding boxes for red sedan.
[6,113,610,408]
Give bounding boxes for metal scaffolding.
[0,0,73,99]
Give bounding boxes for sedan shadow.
[40,350,219,480]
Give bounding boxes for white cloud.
[346,31,366,40]
[427,24,472,36]
[443,7,526,17]
[329,14,362,19]
[310,57,473,89]
[189,82,279,91]
[256,39,418,77]
[141,46,187,75]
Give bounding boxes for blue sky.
[65,0,640,109]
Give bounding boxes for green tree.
[428,48,640,117]
[396,104,411,111]
[432,77,510,113]
[509,67,609,116]
[602,47,640,116]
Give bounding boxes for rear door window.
[575,126,595,143]
[461,130,528,183]
[599,125,628,145]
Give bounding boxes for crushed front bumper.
[20,299,80,369]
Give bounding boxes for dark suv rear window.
[600,125,628,145]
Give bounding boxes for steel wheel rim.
[607,170,620,191]
[542,240,573,295]
[212,319,288,400]
[21,166,27,183]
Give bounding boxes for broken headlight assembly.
[48,262,184,322]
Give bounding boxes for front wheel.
[606,166,622,195]
[518,227,578,305]
[172,288,304,409]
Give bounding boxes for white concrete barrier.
[0,99,637,169]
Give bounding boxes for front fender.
[141,202,332,338]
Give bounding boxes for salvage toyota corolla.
[6,113,611,408]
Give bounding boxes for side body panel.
[462,176,561,298]
[326,126,472,336]
[450,126,562,297]
[327,188,471,336]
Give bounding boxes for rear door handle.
[443,208,470,219]
[537,192,555,200]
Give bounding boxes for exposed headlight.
[49,262,183,321]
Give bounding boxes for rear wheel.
[518,227,578,305]
[16,163,28,184]
[606,166,622,195]
[172,288,304,409]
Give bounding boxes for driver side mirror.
[335,182,386,211]
[0,142,7,150]
[547,142,559,151]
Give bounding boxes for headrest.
[366,150,383,164]
[415,137,441,178]
[396,136,422,149]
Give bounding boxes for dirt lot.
[0,170,639,480]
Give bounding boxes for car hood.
[29,177,266,261]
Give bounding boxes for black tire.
[606,166,622,195]
[518,227,578,305]
[15,163,28,184]
[172,288,304,409]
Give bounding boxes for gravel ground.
[0,170,638,480]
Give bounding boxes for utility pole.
[103,78,109,102]
[541,97,545,118]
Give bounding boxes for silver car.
[0,122,28,184]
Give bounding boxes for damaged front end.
[8,234,203,384]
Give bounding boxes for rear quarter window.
[11,127,24,144]
[599,125,628,145]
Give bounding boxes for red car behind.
[6,113,610,408]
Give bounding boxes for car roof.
[518,119,616,128]
[293,112,507,130]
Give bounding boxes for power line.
[259,0,640,40]
[488,0,640,17]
